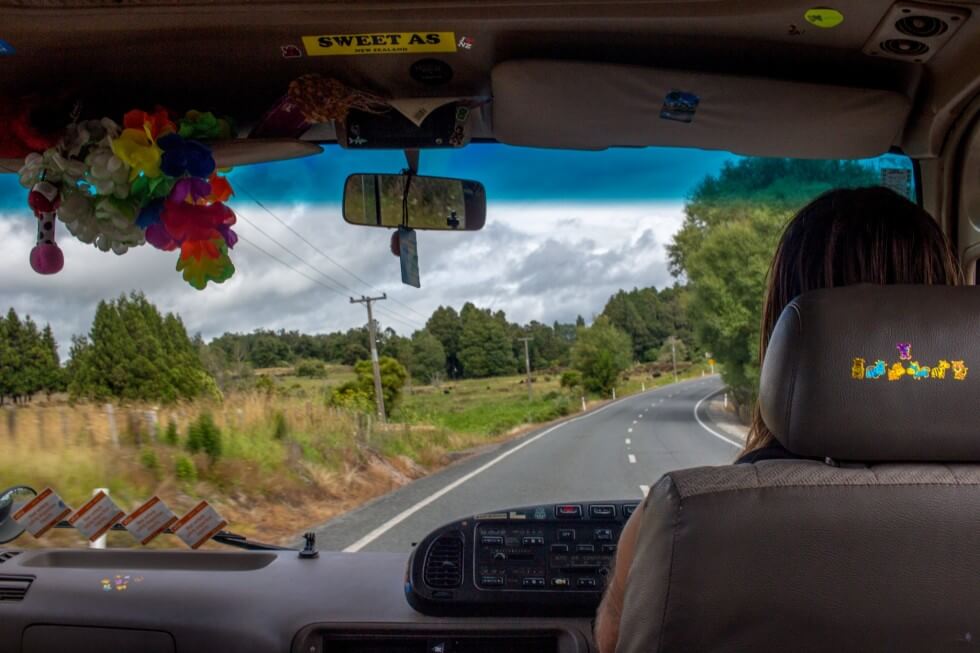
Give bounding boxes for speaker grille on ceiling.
[895,15,948,38]
[862,2,968,63]
[880,39,930,57]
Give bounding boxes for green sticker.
[804,7,844,28]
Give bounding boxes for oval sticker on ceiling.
[804,7,844,28]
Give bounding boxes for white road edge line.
[693,389,743,449]
[625,438,631,445]
[639,484,650,497]
[628,454,637,464]
[342,397,627,552]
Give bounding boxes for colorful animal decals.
[952,361,969,381]
[851,357,866,379]
[896,343,912,361]
[852,344,967,382]
[888,362,906,381]
[865,360,886,379]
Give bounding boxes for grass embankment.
[1,362,709,549]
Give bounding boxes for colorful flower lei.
[18,108,238,290]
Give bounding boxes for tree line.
[0,309,63,404]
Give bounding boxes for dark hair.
[743,186,963,454]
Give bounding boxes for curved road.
[310,375,739,552]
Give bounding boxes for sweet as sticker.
[12,487,71,538]
[171,501,227,549]
[302,32,456,56]
[68,490,125,542]
[121,496,177,545]
[804,7,844,28]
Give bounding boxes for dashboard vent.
[0,576,31,602]
[423,531,463,589]
[863,2,969,63]
[896,15,948,38]
[880,38,930,57]
[0,551,20,564]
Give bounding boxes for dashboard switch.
[601,544,617,554]
[555,504,583,519]
[577,577,597,588]
[550,543,569,553]
[480,576,504,587]
[589,504,616,518]
[480,535,504,546]
[551,577,571,588]
[558,528,576,541]
[575,544,595,553]
[521,577,546,588]
[594,528,613,541]
[521,536,545,546]
[623,504,639,518]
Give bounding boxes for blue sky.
[0,144,902,356]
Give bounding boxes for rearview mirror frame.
[342,173,487,231]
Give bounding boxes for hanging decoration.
[16,108,238,289]
[287,74,389,124]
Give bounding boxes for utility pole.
[350,294,388,423]
[670,336,678,383]
[518,337,533,400]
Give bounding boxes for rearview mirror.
[0,485,37,544]
[343,174,486,231]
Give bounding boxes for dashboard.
[0,502,633,653]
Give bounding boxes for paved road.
[310,375,740,552]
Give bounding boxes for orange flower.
[123,108,175,140]
[207,173,233,203]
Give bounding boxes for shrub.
[175,455,197,483]
[560,370,583,390]
[272,410,289,440]
[254,376,275,394]
[186,413,223,464]
[139,448,158,471]
[295,360,327,378]
[163,420,179,446]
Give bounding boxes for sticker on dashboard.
[302,32,457,56]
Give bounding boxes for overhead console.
[406,501,638,617]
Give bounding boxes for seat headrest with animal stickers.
[759,285,979,461]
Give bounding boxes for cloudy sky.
[0,144,736,357]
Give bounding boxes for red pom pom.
[30,243,64,275]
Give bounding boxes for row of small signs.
[12,488,226,549]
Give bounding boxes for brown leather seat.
[617,285,980,653]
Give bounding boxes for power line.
[234,215,424,332]
[235,187,430,322]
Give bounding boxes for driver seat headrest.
[759,285,979,461]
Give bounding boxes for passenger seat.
[616,285,980,653]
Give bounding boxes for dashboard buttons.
[575,544,595,553]
[551,577,570,588]
[480,535,504,546]
[480,576,504,587]
[522,577,546,588]
[555,504,583,519]
[492,552,507,561]
[521,536,545,546]
[589,504,616,518]
[601,544,617,554]
[557,528,576,541]
[594,528,613,541]
[623,504,639,518]
[577,577,597,588]
[550,544,569,553]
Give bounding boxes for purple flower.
[158,133,216,179]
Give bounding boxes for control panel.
[406,501,638,616]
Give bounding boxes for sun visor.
[491,60,911,158]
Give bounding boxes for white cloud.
[0,200,685,358]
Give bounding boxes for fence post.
[581,396,587,412]
[145,409,158,443]
[90,487,110,549]
[612,388,617,400]
[105,404,119,448]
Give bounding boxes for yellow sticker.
[804,8,844,28]
[302,32,456,56]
